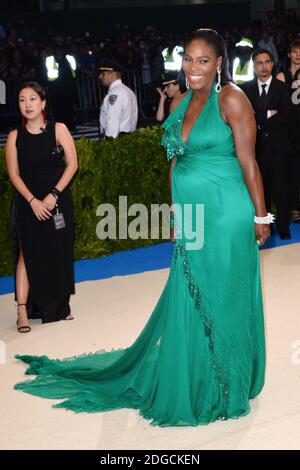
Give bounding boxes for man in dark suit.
[241,48,291,239]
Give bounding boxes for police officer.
[99,60,138,138]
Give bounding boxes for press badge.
[53,204,66,230]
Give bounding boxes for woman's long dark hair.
[18,81,47,127]
[18,81,47,101]
[184,28,232,86]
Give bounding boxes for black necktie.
[260,83,268,108]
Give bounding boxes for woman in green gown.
[14,29,271,426]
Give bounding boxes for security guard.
[232,37,254,85]
[99,60,138,138]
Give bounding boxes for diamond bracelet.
[254,213,275,224]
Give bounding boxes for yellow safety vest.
[46,55,77,81]
[232,57,254,84]
[162,46,183,72]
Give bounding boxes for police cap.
[98,59,125,73]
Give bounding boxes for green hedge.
[0,126,170,277]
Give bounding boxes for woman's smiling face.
[182,39,222,91]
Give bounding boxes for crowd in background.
[1,7,300,238]
[1,8,300,87]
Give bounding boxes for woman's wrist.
[50,191,58,198]
[254,213,275,224]
[51,187,61,199]
[28,196,35,205]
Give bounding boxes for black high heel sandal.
[16,303,31,333]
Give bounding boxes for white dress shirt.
[257,75,273,96]
[100,79,138,138]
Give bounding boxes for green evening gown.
[14,86,266,427]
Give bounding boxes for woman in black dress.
[5,82,78,332]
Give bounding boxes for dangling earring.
[185,76,190,90]
[22,116,27,128]
[215,67,221,93]
[42,108,46,124]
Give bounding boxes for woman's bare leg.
[16,249,30,328]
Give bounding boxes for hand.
[255,223,271,246]
[267,109,278,118]
[42,193,57,211]
[30,198,53,221]
[156,87,167,100]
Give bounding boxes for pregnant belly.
[172,155,254,231]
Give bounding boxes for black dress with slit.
[12,121,75,323]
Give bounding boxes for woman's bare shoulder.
[218,82,255,125]
[6,129,18,145]
[219,82,251,111]
[219,82,245,102]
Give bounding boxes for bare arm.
[156,88,167,122]
[5,130,35,203]
[41,123,78,211]
[156,99,166,122]
[54,122,78,192]
[220,85,270,244]
[5,130,52,220]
